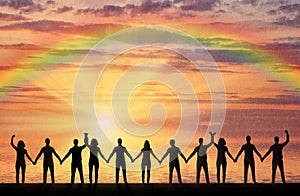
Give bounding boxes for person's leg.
[94,161,99,184]
[89,161,93,184]
[71,164,76,184]
[21,164,26,184]
[147,170,150,183]
[49,165,55,184]
[78,163,84,184]
[147,163,151,183]
[169,162,174,183]
[122,168,127,183]
[244,161,249,183]
[271,161,277,183]
[250,161,256,183]
[43,165,48,184]
[203,161,210,183]
[15,164,20,184]
[174,162,182,183]
[196,162,201,183]
[116,168,120,184]
[222,162,227,183]
[278,160,285,183]
[216,162,221,183]
[141,163,146,183]
[122,163,127,184]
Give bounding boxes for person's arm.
[25,150,34,164]
[180,151,187,163]
[53,149,61,163]
[282,130,290,146]
[226,148,235,161]
[186,147,197,163]
[80,144,86,150]
[34,149,43,164]
[133,151,142,162]
[234,147,243,162]
[96,148,107,163]
[10,135,17,150]
[107,148,115,163]
[125,148,134,162]
[61,150,71,164]
[253,146,262,160]
[150,150,160,163]
[262,147,272,161]
[208,132,216,147]
[160,150,169,163]
[84,134,89,146]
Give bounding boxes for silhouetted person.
[133,140,160,183]
[107,138,133,184]
[61,139,86,184]
[186,132,215,183]
[10,135,34,184]
[235,135,262,183]
[262,130,290,183]
[84,133,107,184]
[34,138,61,184]
[213,137,234,183]
[160,139,186,184]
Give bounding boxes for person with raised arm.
[10,135,34,184]
[213,137,235,183]
[84,133,107,184]
[262,130,290,183]
[186,132,216,184]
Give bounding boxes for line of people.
[10,130,290,184]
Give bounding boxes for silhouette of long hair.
[143,140,151,151]
[17,140,25,148]
[218,138,226,146]
[91,138,98,146]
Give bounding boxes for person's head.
[274,136,279,143]
[218,137,226,146]
[17,140,25,148]
[144,140,150,150]
[45,138,50,145]
[170,139,175,146]
[198,138,203,145]
[73,139,78,146]
[118,138,122,145]
[246,135,251,143]
[91,138,98,146]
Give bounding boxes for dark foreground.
[0,183,297,196]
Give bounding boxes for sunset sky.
[0,0,299,183]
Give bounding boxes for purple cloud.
[56,5,73,14]
[0,12,28,21]
[0,19,74,32]
[0,0,34,9]
[0,0,44,13]
[274,14,300,28]
[240,0,258,6]
[180,0,220,11]
[267,3,300,15]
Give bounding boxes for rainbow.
[1,23,299,106]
